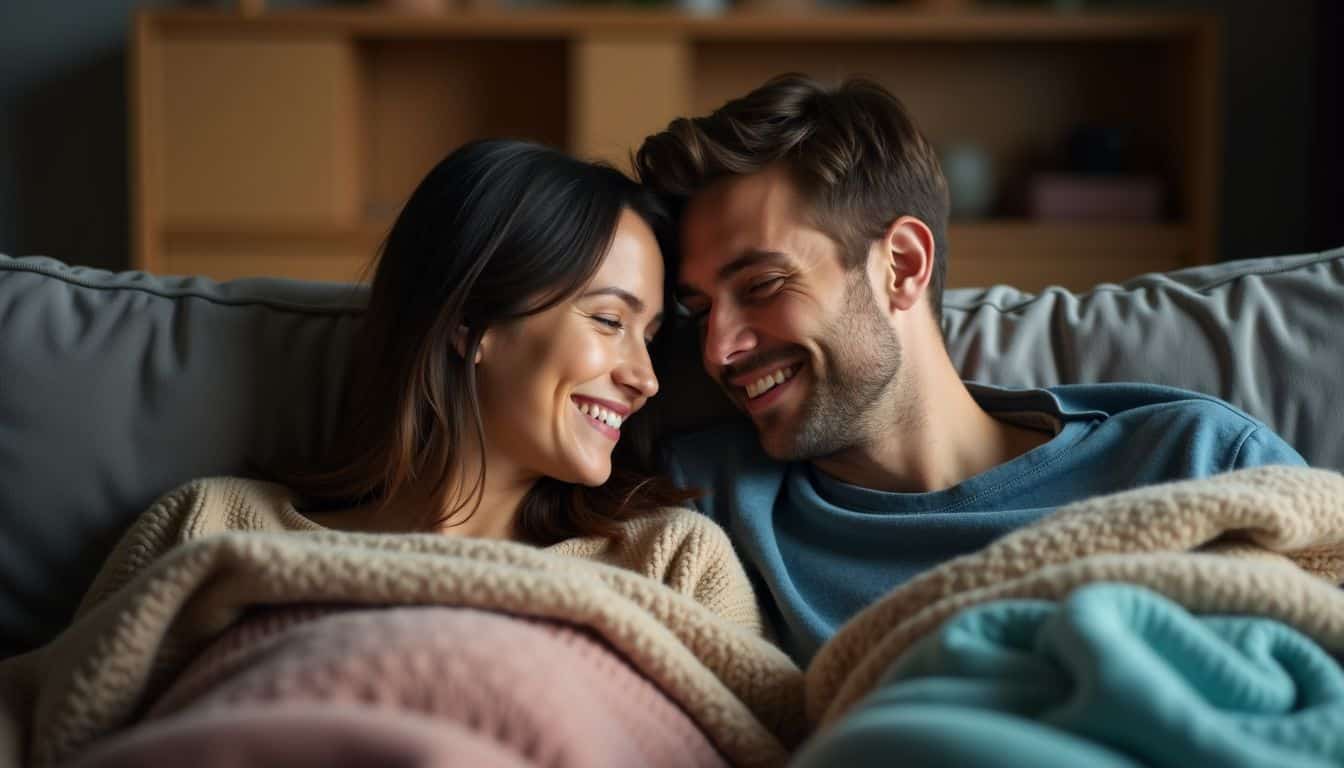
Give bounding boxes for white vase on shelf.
[940,143,996,220]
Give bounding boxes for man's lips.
[741,364,800,413]
[723,359,806,389]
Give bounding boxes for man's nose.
[702,302,757,371]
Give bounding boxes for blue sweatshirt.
[662,383,1307,664]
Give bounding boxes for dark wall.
[1311,0,1342,252]
[0,0,1335,271]
[0,1,174,271]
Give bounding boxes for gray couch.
[2,248,1341,659]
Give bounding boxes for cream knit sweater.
[75,477,765,632]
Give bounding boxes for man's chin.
[755,421,803,462]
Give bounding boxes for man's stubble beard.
[760,277,907,462]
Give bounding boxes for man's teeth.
[577,401,622,429]
[745,366,796,399]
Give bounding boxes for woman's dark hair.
[635,73,951,326]
[283,139,694,544]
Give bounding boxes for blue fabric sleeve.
[1234,426,1309,469]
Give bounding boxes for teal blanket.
[795,583,1344,767]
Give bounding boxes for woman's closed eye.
[592,314,624,331]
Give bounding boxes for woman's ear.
[881,216,935,313]
[453,325,485,365]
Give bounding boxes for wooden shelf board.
[148,7,1215,42]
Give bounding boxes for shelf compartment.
[359,38,569,220]
[157,36,361,225]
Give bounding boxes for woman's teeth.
[745,366,797,399]
[577,401,622,429]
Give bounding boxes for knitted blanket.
[809,465,1344,726]
[0,528,805,768]
[794,583,1344,767]
[69,606,733,768]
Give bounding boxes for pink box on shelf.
[1029,174,1164,222]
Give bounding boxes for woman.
[76,139,761,630]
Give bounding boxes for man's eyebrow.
[718,249,790,281]
[579,286,651,317]
[677,249,790,299]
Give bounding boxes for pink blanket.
[70,606,728,768]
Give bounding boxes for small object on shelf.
[680,0,729,13]
[1028,173,1163,222]
[379,0,452,11]
[940,143,996,220]
[737,0,812,9]
[917,0,972,11]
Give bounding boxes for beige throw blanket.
[0,480,806,768]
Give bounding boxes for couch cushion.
[0,256,363,657]
[941,248,1343,473]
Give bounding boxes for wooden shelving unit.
[131,6,1220,291]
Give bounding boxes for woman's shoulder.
[608,504,733,550]
[75,477,315,619]
[552,506,734,578]
[140,476,321,541]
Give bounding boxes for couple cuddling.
[21,73,1326,767]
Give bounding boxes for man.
[635,74,1305,665]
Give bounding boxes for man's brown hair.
[634,73,951,325]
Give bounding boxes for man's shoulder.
[1047,382,1262,426]
[1047,383,1304,469]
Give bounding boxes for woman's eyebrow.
[579,286,646,313]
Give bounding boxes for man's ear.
[453,325,485,365]
[880,216,935,313]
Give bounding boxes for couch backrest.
[2,247,1341,657]
[0,256,363,657]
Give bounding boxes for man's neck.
[810,351,1050,494]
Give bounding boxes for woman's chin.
[543,453,611,488]
[569,461,612,488]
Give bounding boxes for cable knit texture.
[62,606,730,768]
[0,478,804,768]
[808,465,1344,727]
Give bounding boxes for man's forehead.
[689,167,797,221]
[681,169,800,273]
